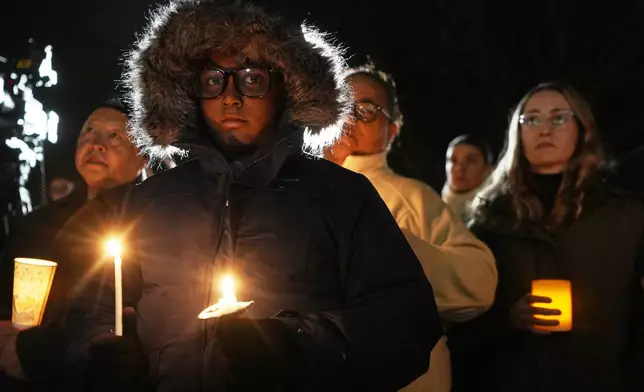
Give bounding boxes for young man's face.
[446,143,491,193]
[199,53,282,151]
[75,108,145,196]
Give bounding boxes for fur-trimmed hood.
[123,0,352,158]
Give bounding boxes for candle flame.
[197,275,253,319]
[105,238,123,258]
[220,275,236,302]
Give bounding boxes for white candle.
[106,239,123,336]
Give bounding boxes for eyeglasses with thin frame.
[197,67,276,99]
[354,101,393,123]
[519,110,576,129]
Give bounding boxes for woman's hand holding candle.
[510,294,562,334]
[0,321,23,379]
[85,307,148,392]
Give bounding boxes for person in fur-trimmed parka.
[59,1,442,391]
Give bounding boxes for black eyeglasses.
[354,101,392,123]
[196,67,276,99]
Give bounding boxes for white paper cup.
[197,300,254,319]
[12,258,57,330]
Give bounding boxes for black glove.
[216,316,298,391]
[84,308,148,392]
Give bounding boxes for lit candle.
[198,275,253,319]
[106,239,123,336]
[220,275,237,307]
[531,279,573,332]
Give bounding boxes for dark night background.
[2,0,644,200]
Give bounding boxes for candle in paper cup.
[531,279,572,332]
[12,258,57,330]
[198,275,253,319]
[106,238,123,336]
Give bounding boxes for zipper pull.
[225,199,229,207]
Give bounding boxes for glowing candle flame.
[220,275,236,303]
[105,238,123,336]
[105,239,123,259]
[197,274,253,319]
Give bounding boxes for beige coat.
[342,153,497,392]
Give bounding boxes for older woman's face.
[75,108,145,193]
[520,90,579,174]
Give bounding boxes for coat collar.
[441,184,479,220]
[341,152,390,175]
[176,124,303,188]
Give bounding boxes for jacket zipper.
[202,175,232,392]
[201,135,292,391]
[239,135,293,174]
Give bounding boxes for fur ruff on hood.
[123,0,352,159]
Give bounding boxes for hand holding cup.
[510,294,562,335]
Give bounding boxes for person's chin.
[80,166,108,182]
[219,131,256,148]
[82,162,108,172]
[451,183,475,194]
[329,141,352,154]
[210,131,258,158]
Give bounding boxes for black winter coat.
[449,181,644,392]
[64,134,442,392]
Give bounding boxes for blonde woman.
[450,82,644,392]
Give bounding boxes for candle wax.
[114,255,123,336]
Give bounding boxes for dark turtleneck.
[529,172,563,217]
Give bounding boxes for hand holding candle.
[511,280,573,334]
[510,294,561,334]
[105,238,123,336]
[198,275,253,319]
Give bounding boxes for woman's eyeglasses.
[354,101,393,123]
[519,110,576,129]
[196,67,276,99]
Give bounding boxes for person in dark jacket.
[48,178,76,202]
[0,96,146,321]
[0,97,146,388]
[61,1,442,391]
[449,82,644,392]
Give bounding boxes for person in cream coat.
[325,63,498,392]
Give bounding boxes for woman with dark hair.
[450,82,644,392]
